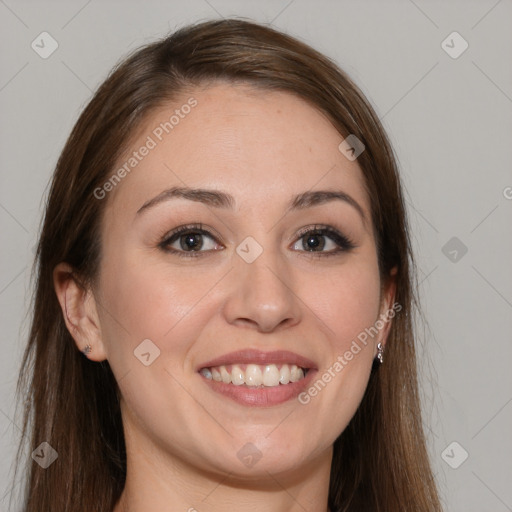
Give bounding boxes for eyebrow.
[136,186,367,225]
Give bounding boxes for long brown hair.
[14,18,442,512]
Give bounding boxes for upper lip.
[198,349,317,371]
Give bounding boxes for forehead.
[105,83,370,222]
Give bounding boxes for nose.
[221,246,302,333]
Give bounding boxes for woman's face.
[92,83,394,479]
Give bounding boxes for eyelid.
[292,223,347,241]
[160,223,224,246]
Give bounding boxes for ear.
[53,262,108,362]
[374,265,399,355]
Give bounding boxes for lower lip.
[199,370,317,407]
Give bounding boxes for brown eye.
[176,232,205,251]
[292,226,356,255]
[160,224,223,257]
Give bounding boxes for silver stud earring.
[82,344,92,356]
[377,342,384,364]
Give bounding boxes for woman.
[15,18,443,512]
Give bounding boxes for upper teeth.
[200,363,305,387]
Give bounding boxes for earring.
[81,344,92,356]
[376,342,384,364]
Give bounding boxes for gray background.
[1,1,511,510]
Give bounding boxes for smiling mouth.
[199,363,308,387]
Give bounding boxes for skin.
[54,83,396,512]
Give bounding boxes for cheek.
[97,254,223,359]
[311,259,382,349]
[296,258,381,426]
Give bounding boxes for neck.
[113,431,332,512]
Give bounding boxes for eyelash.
[158,223,356,259]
